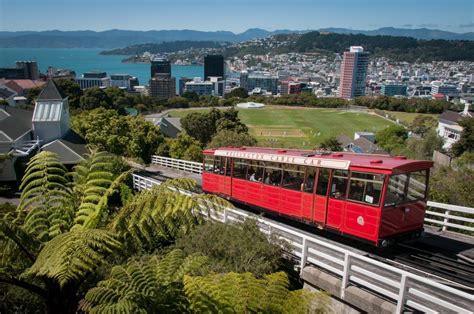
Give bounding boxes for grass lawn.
[168,106,394,149]
[383,111,439,124]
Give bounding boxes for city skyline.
[1,0,473,33]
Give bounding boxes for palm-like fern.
[23,229,122,287]
[70,151,130,230]
[184,271,327,313]
[109,178,232,251]
[82,249,208,313]
[18,152,73,241]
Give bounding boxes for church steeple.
[32,79,70,144]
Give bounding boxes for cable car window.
[330,170,348,199]
[407,170,428,201]
[204,156,215,173]
[281,164,305,191]
[213,157,225,175]
[303,167,316,193]
[316,168,330,196]
[232,159,247,179]
[224,158,232,177]
[348,172,384,206]
[247,160,264,182]
[384,174,408,207]
[263,162,282,186]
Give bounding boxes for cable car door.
[312,168,330,225]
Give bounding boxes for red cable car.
[202,147,433,247]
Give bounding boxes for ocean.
[0,48,203,88]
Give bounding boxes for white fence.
[151,155,202,174]
[131,173,473,314]
[149,156,474,235]
[426,201,474,234]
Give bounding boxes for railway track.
[375,242,474,292]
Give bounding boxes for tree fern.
[22,229,122,287]
[17,152,73,241]
[109,178,232,251]
[183,271,325,313]
[82,249,208,313]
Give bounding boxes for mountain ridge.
[0,27,472,48]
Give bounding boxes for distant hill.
[291,31,474,61]
[100,41,229,55]
[320,27,474,41]
[0,27,472,49]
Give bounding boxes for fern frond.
[23,229,122,287]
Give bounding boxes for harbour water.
[0,48,203,88]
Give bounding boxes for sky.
[1,0,473,33]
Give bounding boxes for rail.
[132,173,473,314]
[150,156,474,235]
[151,155,202,174]
[426,201,474,234]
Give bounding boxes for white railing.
[426,201,474,234]
[131,173,473,314]
[151,155,203,174]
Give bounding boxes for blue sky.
[1,0,473,33]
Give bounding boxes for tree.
[181,91,199,102]
[181,112,214,144]
[169,133,202,161]
[408,115,438,136]
[451,117,474,157]
[175,219,284,277]
[375,124,408,153]
[167,96,189,108]
[125,116,164,163]
[401,130,444,160]
[227,87,248,99]
[0,151,128,312]
[318,137,342,151]
[0,99,9,107]
[184,272,328,313]
[54,78,83,109]
[80,87,113,110]
[207,129,257,149]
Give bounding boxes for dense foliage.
[292,31,474,62]
[72,108,164,163]
[175,220,284,277]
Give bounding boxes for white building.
[436,103,472,149]
[110,74,138,91]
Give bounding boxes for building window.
[444,128,459,140]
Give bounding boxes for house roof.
[0,79,45,94]
[37,79,66,101]
[0,106,33,142]
[439,110,462,123]
[159,117,182,138]
[41,130,88,164]
[0,87,15,99]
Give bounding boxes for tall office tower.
[149,76,176,99]
[338,46,369,99]
[151,58,171,78]
[204,55,224,80]
[16,61,39,80]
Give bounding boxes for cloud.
[402,24,413,28]
[459,22,474,28]
[417,23,438,28]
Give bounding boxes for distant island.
[0,27,472,49]
[103,32,474,64]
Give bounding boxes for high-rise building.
[149,76,176,99]
[0,61,39,80]
[204,55,224,80]
[76,71,110,89]
[240,71,279,95]
[338,46,369,99]
[179,77,192,95]
[151,58,171,78]
[110,74,139,91]
[381,83,407,96]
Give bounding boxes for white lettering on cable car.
[214,150,351,170]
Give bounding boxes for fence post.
[442,209,450,231]
[222,208,227,223]
[300,237,307,275]
[395,274,408,313]
[340,253,351,299]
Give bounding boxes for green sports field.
[168,107,393,149]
